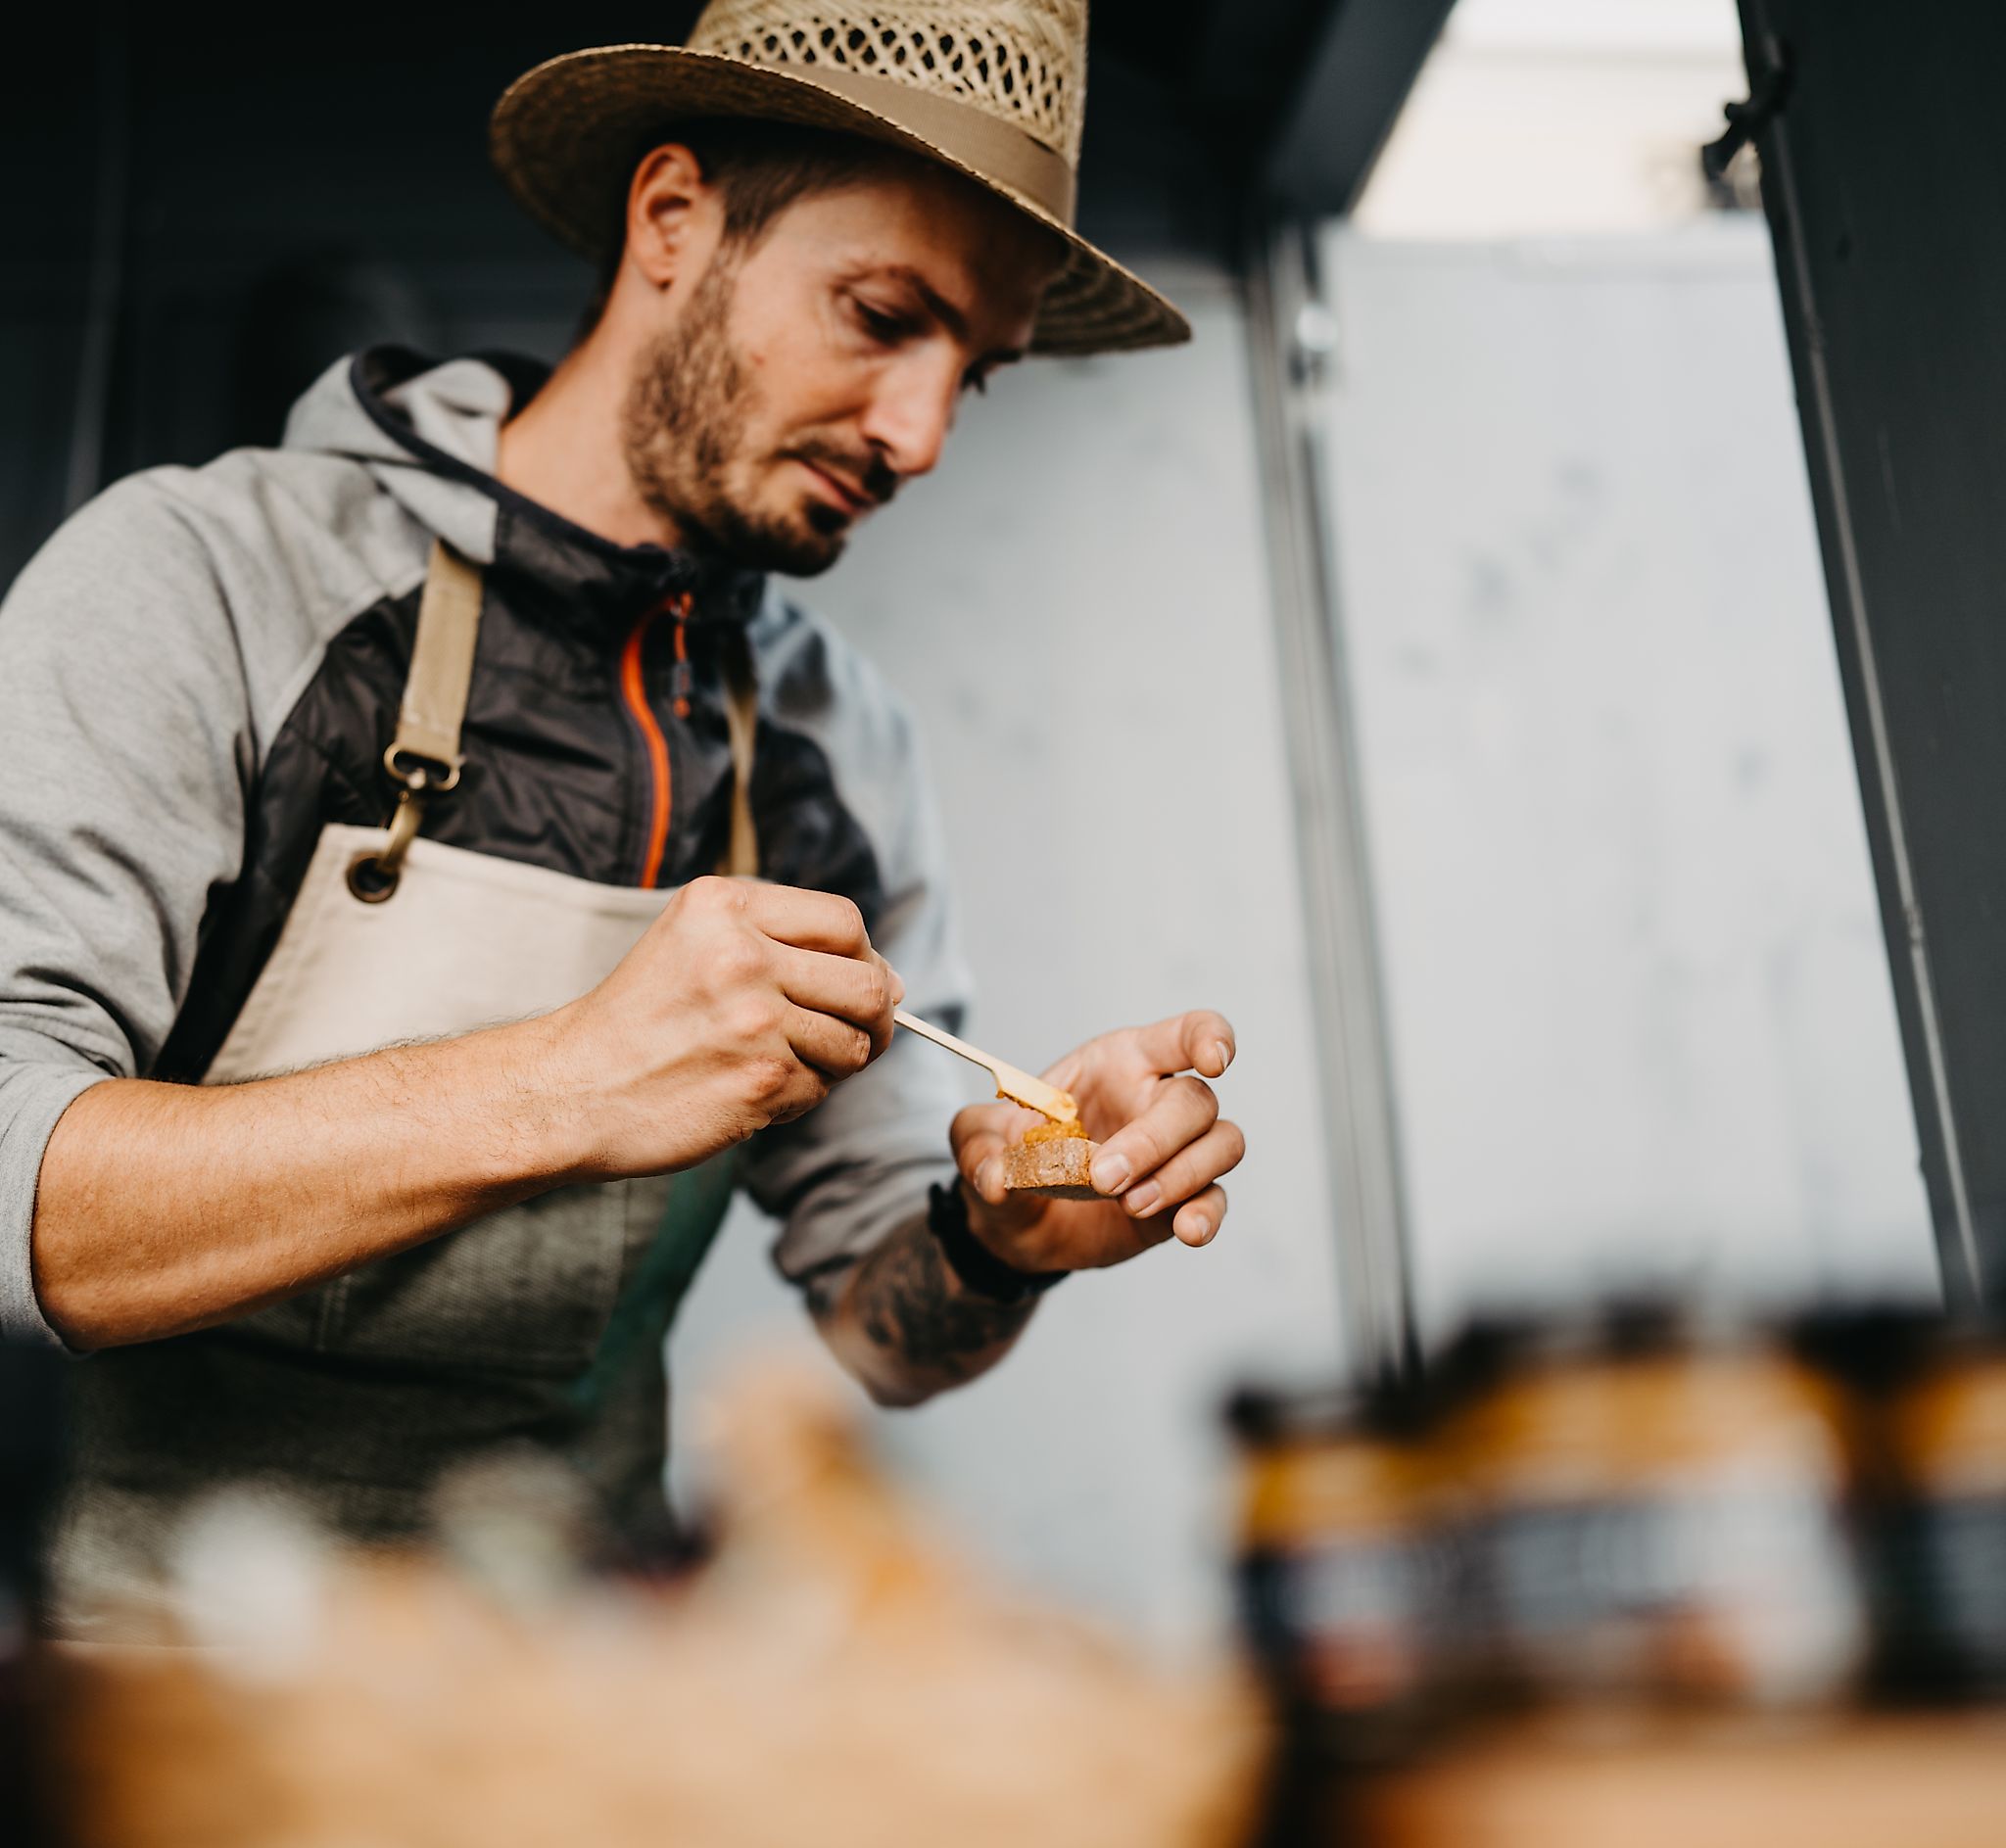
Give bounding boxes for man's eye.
[852,299,906,344]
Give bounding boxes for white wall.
[1314,223,1937,1337]
[668,259,1343,1650]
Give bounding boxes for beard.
[620,258,889,578]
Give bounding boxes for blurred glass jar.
[1227,1384,1438,1752]
[1881,1325,2006,1699]
[1436,1308,1867,1717]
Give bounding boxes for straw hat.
[491,1,1190,356]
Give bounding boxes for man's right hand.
[546,877,901,1181]
[34,876,896,1350]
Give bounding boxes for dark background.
[2,0,1458,586]
[4,0,1418,587]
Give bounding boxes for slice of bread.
[1003,1136,1100,1201]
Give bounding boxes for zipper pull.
[669,591,693,719]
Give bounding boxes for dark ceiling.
[7,1,1450,288]
[0,0,1450,562]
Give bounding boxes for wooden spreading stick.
[891,1009,1080,1127]
[892,1009,1099,1200]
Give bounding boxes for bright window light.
[1353,0,1751,238]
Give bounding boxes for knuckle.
[727,993,784,1045]
[780,1072,832,1121]
[1219,1120,1248,1167]
[742,1051,799,1104]
[825,893,867,948]
[712,930,767,987]
[1172,1074,1219,1120]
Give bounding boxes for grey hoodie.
[0,349,972,1591]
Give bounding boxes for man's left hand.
[950,1011,1244,1273]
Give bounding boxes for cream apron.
[55,544,758,1622]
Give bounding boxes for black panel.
[1264,0,1457,215]
[0,32,101,587]
[1742,0,2006,1303]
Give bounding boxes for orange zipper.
[620,592,691,888]
[672,610,693,718]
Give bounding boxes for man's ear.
[623,144,721,293]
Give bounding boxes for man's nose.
[857,355,963,482]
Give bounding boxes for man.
[0,0,1245,1621]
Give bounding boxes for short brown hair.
[581,118,901,333]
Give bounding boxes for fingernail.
[1190,1214,1215,1244]
[1212,1040,1234,1074]
[1092,1151,1131,1194]
[891,972,907,1005]
[1124,1180,1161,1217]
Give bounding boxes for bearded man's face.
[618,165,1059,577]
[621,253,900,577]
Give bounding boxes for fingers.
[950,1100,1036,1206]
[771,942,899,1057]
[1129,1010,1237,1081]
[784,1003,875,1081]
[1171,1185,1228,1248]
[1088,1074,1219,1198]
[737,880,879,960]
[945,1091,1236,1270]
[679,876,886,963]
[1114,1119,1245,1223]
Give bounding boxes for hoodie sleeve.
[737,639,976,1309]
[0,477,255,1343]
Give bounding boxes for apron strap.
[391,540,485,782]
[350,542,760,899]
[349,541,485,902]
[719,623,760,880]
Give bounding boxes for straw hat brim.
[491,46,1191,357]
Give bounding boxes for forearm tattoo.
[855,1216,1035,1380]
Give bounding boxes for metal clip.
[347,746,449,903]
[346,786,426,903]
[381,741,460,794]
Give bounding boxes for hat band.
[745,61,1079,227]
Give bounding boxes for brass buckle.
[346,745,460,902]
[381,742,460,793]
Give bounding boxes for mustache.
[785,440,901,510]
